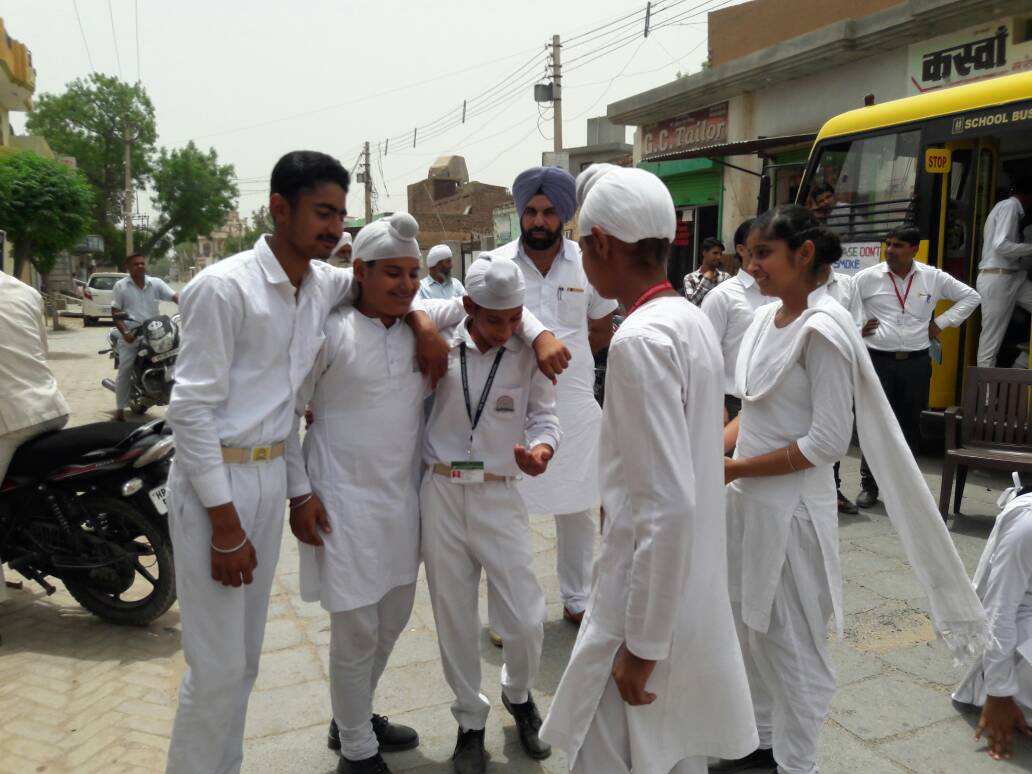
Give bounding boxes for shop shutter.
[663,171,722,207]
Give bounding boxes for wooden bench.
[939,367,1032,520]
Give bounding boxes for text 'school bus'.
[797,70,1032,426]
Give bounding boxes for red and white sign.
[834,242,882,276]
[642,103,729,159]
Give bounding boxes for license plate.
[152,348,178,363]
[148,485,168,515]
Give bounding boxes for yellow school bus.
[798,70,1032,422]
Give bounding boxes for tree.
[138,141,239,256]
[0,151,94,279]
[25,74,156,262]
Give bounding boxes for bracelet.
[289,494,313,510]
[210,533,249,554]
[785,447,798,472]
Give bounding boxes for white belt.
[981,267,1020,275]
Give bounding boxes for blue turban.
[512,166,577,224]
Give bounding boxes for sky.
[6,0,731,225]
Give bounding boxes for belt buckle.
[895,352,907,360]
[251,445,273,462]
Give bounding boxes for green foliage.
[0,151,94,277]
[139,141,238,255]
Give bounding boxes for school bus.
[797,70,1032,424]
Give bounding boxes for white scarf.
[736,289,990,660]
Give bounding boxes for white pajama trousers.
[734,515,835,774]
[420,473,546,731]
[115,337,140,410]
[572,678,706,774]
[976,272,1032,367]
[329,582,417,761]
[554,509,596,614]
[165,458,286,774]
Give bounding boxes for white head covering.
[427,243,453,268]
[331,231,352,257]
[353,213,420,262]
[464,255,525,310]
[577,165,676,243]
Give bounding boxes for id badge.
[895,312,906,326]
[450,461,485,484]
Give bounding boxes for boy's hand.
[289,493,332,546]
[206,502,257,587]
[612,644,657,706]
[408,311,449,387]
[514,443,553,476]
[532,332,571,385]
[976,695,1032,760]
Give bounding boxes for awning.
[642,133,817,164]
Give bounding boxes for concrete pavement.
[1,316,1030,773]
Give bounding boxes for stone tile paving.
[1,319,1030,772]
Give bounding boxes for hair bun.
[388,212,419,241]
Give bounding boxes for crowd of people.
[3,148,1032,774]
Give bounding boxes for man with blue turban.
[495,166,616,630]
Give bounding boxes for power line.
[72,0,96,72]
[567,38,648,123]
[107,0,123,77]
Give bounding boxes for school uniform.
[976,196,1032,367]
[164,237,359,774]
[498,237,617,615]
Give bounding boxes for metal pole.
[551,34,563,154]
[363,141,373,224]
[123,125,134,256]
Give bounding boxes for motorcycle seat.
[7,422,139,478]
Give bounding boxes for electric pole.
[551,34,563,154]
[362,141,373,224]
[123,125,134,256]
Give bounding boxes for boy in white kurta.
[421,256,560,774]
[540,165,758,774]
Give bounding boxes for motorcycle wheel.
[64,495,176,626]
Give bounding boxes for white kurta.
[701,270,776,397]
[497,238,617,514]
[954,492,1032,721]
[541,296,758,774]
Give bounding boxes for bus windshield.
[803,129,921,242]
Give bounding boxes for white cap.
[353,213,420,262]
[331,231,352,257]
[464,255,525,310]
[577,165,676,243]
[427,244,453,268]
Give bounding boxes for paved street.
[1,315,1031,773]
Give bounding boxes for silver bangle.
[289,494,313,510]
[211,534,249,554]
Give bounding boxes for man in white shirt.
[953,483,1032,761]
[111,253,178,421]
[420,256,560,774]
[419,244,465,300]
[0,272,71,604]
[851,226,980,509]
[497,166,615,627]
[164,151,452,774]
[975,179,1032,367]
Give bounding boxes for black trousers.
[859,350,931,494]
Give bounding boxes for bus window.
[942,149,972,278]
[804,130,921,241]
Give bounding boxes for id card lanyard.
[890,270,916,324]
[459,342,505,459]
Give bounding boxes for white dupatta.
[736,289,990,660]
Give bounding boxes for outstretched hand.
[514,443,553,476]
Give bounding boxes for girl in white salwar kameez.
[718,205,991,774]
[540,164,758,774]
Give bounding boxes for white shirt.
[111,274,177,324]
[497,237,617,513]
[852,260,980,352]
[824,271,862,324]
[540,296,757,772]
[0,273,70,435]
[979,197,1032,270]
[701,270,776,396]
[418,274,465,300]
[167,236,359,508]
[422,319,560,478]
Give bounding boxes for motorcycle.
[0,419,177,625]
[101,312,181,415]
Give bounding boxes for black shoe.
[709,747,777,772]
[371,713,419,752]
[329,716,419,754]
[837,490,858,515]
[452,727,486,774]
[337,752,392,774]
[502,692,551,760]
[855,489,879,509]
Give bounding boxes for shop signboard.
[908,17,1032,94]
[642,102,728,160]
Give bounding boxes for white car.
[82,272,127,326]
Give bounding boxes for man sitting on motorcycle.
[111,253,178,421]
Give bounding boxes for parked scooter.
[0,419,176,625]
[100,312,181,415]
